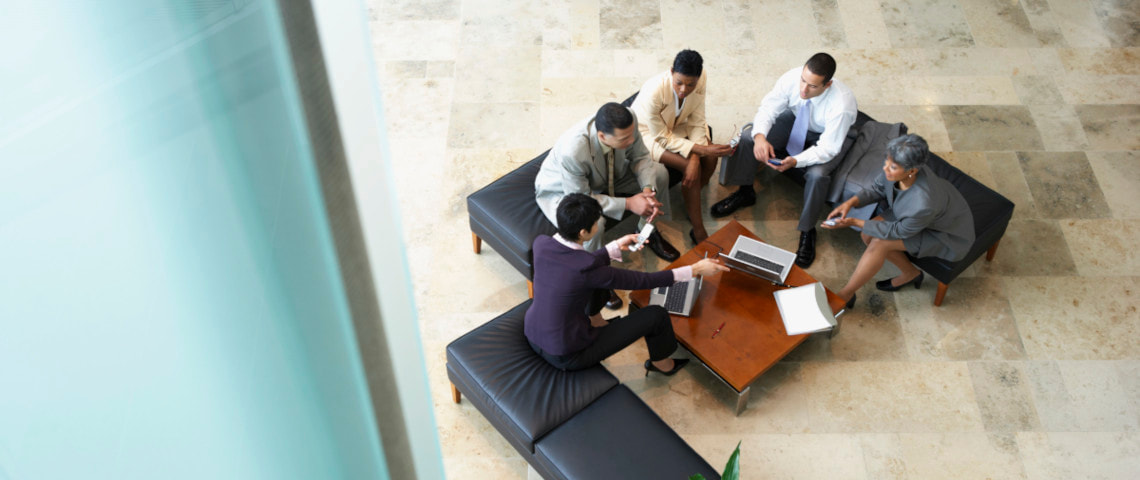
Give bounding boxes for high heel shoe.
[644,358,690,377]
[689,229,698,245]
[844,293,856,310]
[875,272,924,292]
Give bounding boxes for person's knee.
[804,167,829,184]
[860,233,872,245]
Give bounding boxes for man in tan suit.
[632,50,733,244]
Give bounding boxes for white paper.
[773,282,837,335]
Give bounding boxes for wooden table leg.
[451,383,462,404]
[472,233,482,254]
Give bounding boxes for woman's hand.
[616,233,642,251]
[826,216,864,229]
[691,258,729,276]
[822,198,857,229]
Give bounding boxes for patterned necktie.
[606,150,615,197]
[786,99,811,156]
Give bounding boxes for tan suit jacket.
[631,70,710,162]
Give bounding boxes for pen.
[711,321,725,339]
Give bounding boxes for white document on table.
[773,282,837,335]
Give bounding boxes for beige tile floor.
[367,0,1140,478]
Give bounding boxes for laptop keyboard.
[734,251,783,273]
[663,282,691,312]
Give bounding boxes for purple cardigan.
[524,235,675,355]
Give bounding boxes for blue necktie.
[786,99,811,156]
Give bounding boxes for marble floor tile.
[539,77,639,107]
[811,0,848,48]
[941,105,1044,151]
[835,48,928,77]
[858,434,908,479]
[783,287,910,362]
[1004,276,1140,360]
[1024,360,1140,432]
[898,433,1027,480]
[1019,0,1067,46]
[848,76,1020,105]
[895,277,1027,361]
[548,0,602,49]
[658,0,728,52]
[371,20,460,61]
[381,77,454,139]
[686,434,868,480]
[460,16,543,46]
[447,102,541,149]
[937,150,994,186]
[540,49,615,78]
[1012,75,1065,105]
[370,0,458,21]
[1017,151,1110,219]
[958,0,1040,48]
[1055,74,1140,104]
[1076,104,1140,150]
[923,48,1040,76]
[425,61,454,77]
[968,361,1043,432]
[1088,151,1140,219]
[538,105,597,147]
[598,1,662,50]
[1018,431,1140,480]
[978,220,1076,276]
[1059,219,1140,276]
[986,151,1040,220]
[1028,104,1091,151]
[803,361,985,433]
[879,0,975,48]
[452,45,541,103]
[612,48,674,80]
[1045,0,1113,47]
[1057,47,1140,74]
[748,0,824,49]
[836,0,891,48]
[1090,0,1140,47]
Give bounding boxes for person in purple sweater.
[524,193,728,375]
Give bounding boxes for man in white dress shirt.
[710,52,858,268]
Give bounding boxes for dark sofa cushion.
[829,119,907,204]
[534,385,721,480]
[446,300,619,454]
[467,153,558,278]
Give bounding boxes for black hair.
[594,102,634,135]
[804,52,837,84]
[556,193,603,241]
[672,49,703,78]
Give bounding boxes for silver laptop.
[649,274,703,316]
[722,236,797,284]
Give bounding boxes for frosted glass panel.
[0,1,387,478]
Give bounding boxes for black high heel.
[644,358,689,377]
[689,229,698,245]
[845,293,856,310]
[875,272,924,292]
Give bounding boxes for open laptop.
[721,235,797,284]
[649,274,703,316]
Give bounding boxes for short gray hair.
[886,134,929,171]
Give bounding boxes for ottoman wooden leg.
[451,383,462,404]
[528,280,534,299]
[472,233,482,254]
[986,238,1002,262]
[934,282,949,307]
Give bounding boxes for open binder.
[773,282,837,335]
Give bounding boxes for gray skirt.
[880,210,959,260]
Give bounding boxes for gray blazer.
[535,110,657,221]
[856,166,975,261]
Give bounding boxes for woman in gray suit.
[821,134,974,308]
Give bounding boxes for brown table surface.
[630,220,846,393]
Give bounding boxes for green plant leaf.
[688,475,706,480]
[721,441,741,480]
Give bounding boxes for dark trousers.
[530,304,677,371]
[719,111,838,232]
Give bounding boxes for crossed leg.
[836,216,923,301]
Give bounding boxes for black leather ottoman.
[447,300,720,479]
[534,384,720,480]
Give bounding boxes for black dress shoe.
[645,230,680,262]
[710,188,756,218]
[689,229,698,245]
[794,229,816,268]
[644,358,690,377]
[875,272,924,292]
[604,290,623,310]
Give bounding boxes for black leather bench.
[447,300,720,480]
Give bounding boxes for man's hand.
[627,190,662,221]
[753,134,775,162]
[692,143,734,157]
[691,258,729,276]
[682,155,700,188]
[615,233,642,251]
[766,156,797,172]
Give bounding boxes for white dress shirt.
[751,67,858,168]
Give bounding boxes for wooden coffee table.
[630,220,848,415]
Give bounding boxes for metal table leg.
[734,386,751,416]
